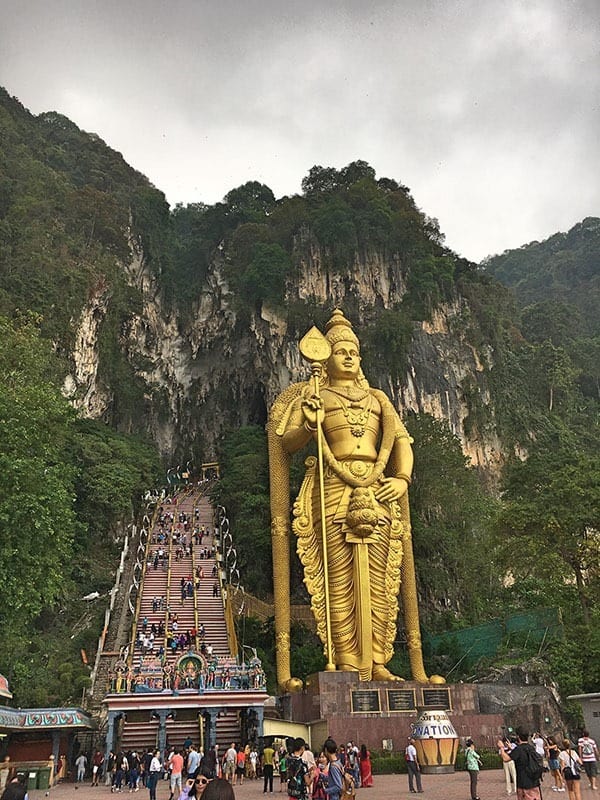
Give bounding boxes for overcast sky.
[1,0,599,262]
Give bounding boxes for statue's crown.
[325,309,359,347]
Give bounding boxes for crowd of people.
[212,738,373,799]
[3,724,596,800]
[402,726,599,800]
[62,737,373,800]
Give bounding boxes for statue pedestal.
[287,671,504,756]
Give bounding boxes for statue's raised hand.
[301,392,324,430]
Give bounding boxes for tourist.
[223,744,236,784]
[346,743,360,788]
[301,744,316,792]
[129,751,141,792]
[147,750,162,800]
[248,748,258,780]
[0,774,27,800]
[168,749,184,800]
[323,738,343,800]
[286,738,310,800]
[234,747,245,786]
[106,751,116,787]
[546,736,565,792]
[359,745,373,789]
[187,746,200,780]
[559,740,582,800]
[312,753,328,800]
[405,737,423,794]
[465,738,482,800]
[277,749,287,793]
[113,752,128,793]
[577,730,598,791]
[262,742,275,794]
[92,750,104,786]
[75,752,87,783]
[532,732,546,761]
[500,737,518,795]
[180,770,212,800]
[497,727,543,800]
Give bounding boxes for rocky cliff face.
[65,237,503,471]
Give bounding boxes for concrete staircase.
[120,488,241,752]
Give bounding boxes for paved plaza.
[28,771,598,800]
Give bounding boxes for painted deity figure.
[269,309,442,688]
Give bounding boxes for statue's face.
[328,339,361,380]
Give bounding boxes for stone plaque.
[421,687,451,709]
[387,688,416,712]
[351,689,381,713]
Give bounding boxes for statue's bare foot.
[428,674,446,684]
[372,664,405,682]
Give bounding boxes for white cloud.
[0,0,598,261]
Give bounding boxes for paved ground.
[29,771,598,800]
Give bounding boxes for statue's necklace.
[329,390,373,437]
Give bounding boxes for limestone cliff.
[65,236,503,473]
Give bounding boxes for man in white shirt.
[405,738,423,793]
[224,744,236,783]
[532,733,546,759]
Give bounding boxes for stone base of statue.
[284,670,565,763]
[286,670,560,768]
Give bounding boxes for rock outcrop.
[64,237,503,472]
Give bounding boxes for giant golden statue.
[268,309,441,690]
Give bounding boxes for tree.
[0,315,79,653]
[407,413,500,630]
[241,243,291,306]
[223,182,276,225]
[301,165,340,197]
[211,426,273,597]
[498,445,600,624]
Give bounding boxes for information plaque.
[421,687,451,709]
[387,688,416,712]
[351,689,381,713]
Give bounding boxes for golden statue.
[268,309,442,690]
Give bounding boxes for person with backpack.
[286,739,311,800]
[559,740,582,800]
[498,727,544,800]
[323,739,344,800]
[577,730,598,791]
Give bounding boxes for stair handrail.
[127,503,161,668]
[214,505,240,661]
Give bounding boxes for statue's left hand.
[374,477,409,502]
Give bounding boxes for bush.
[370,747,501,774]
[370,752,407,774]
